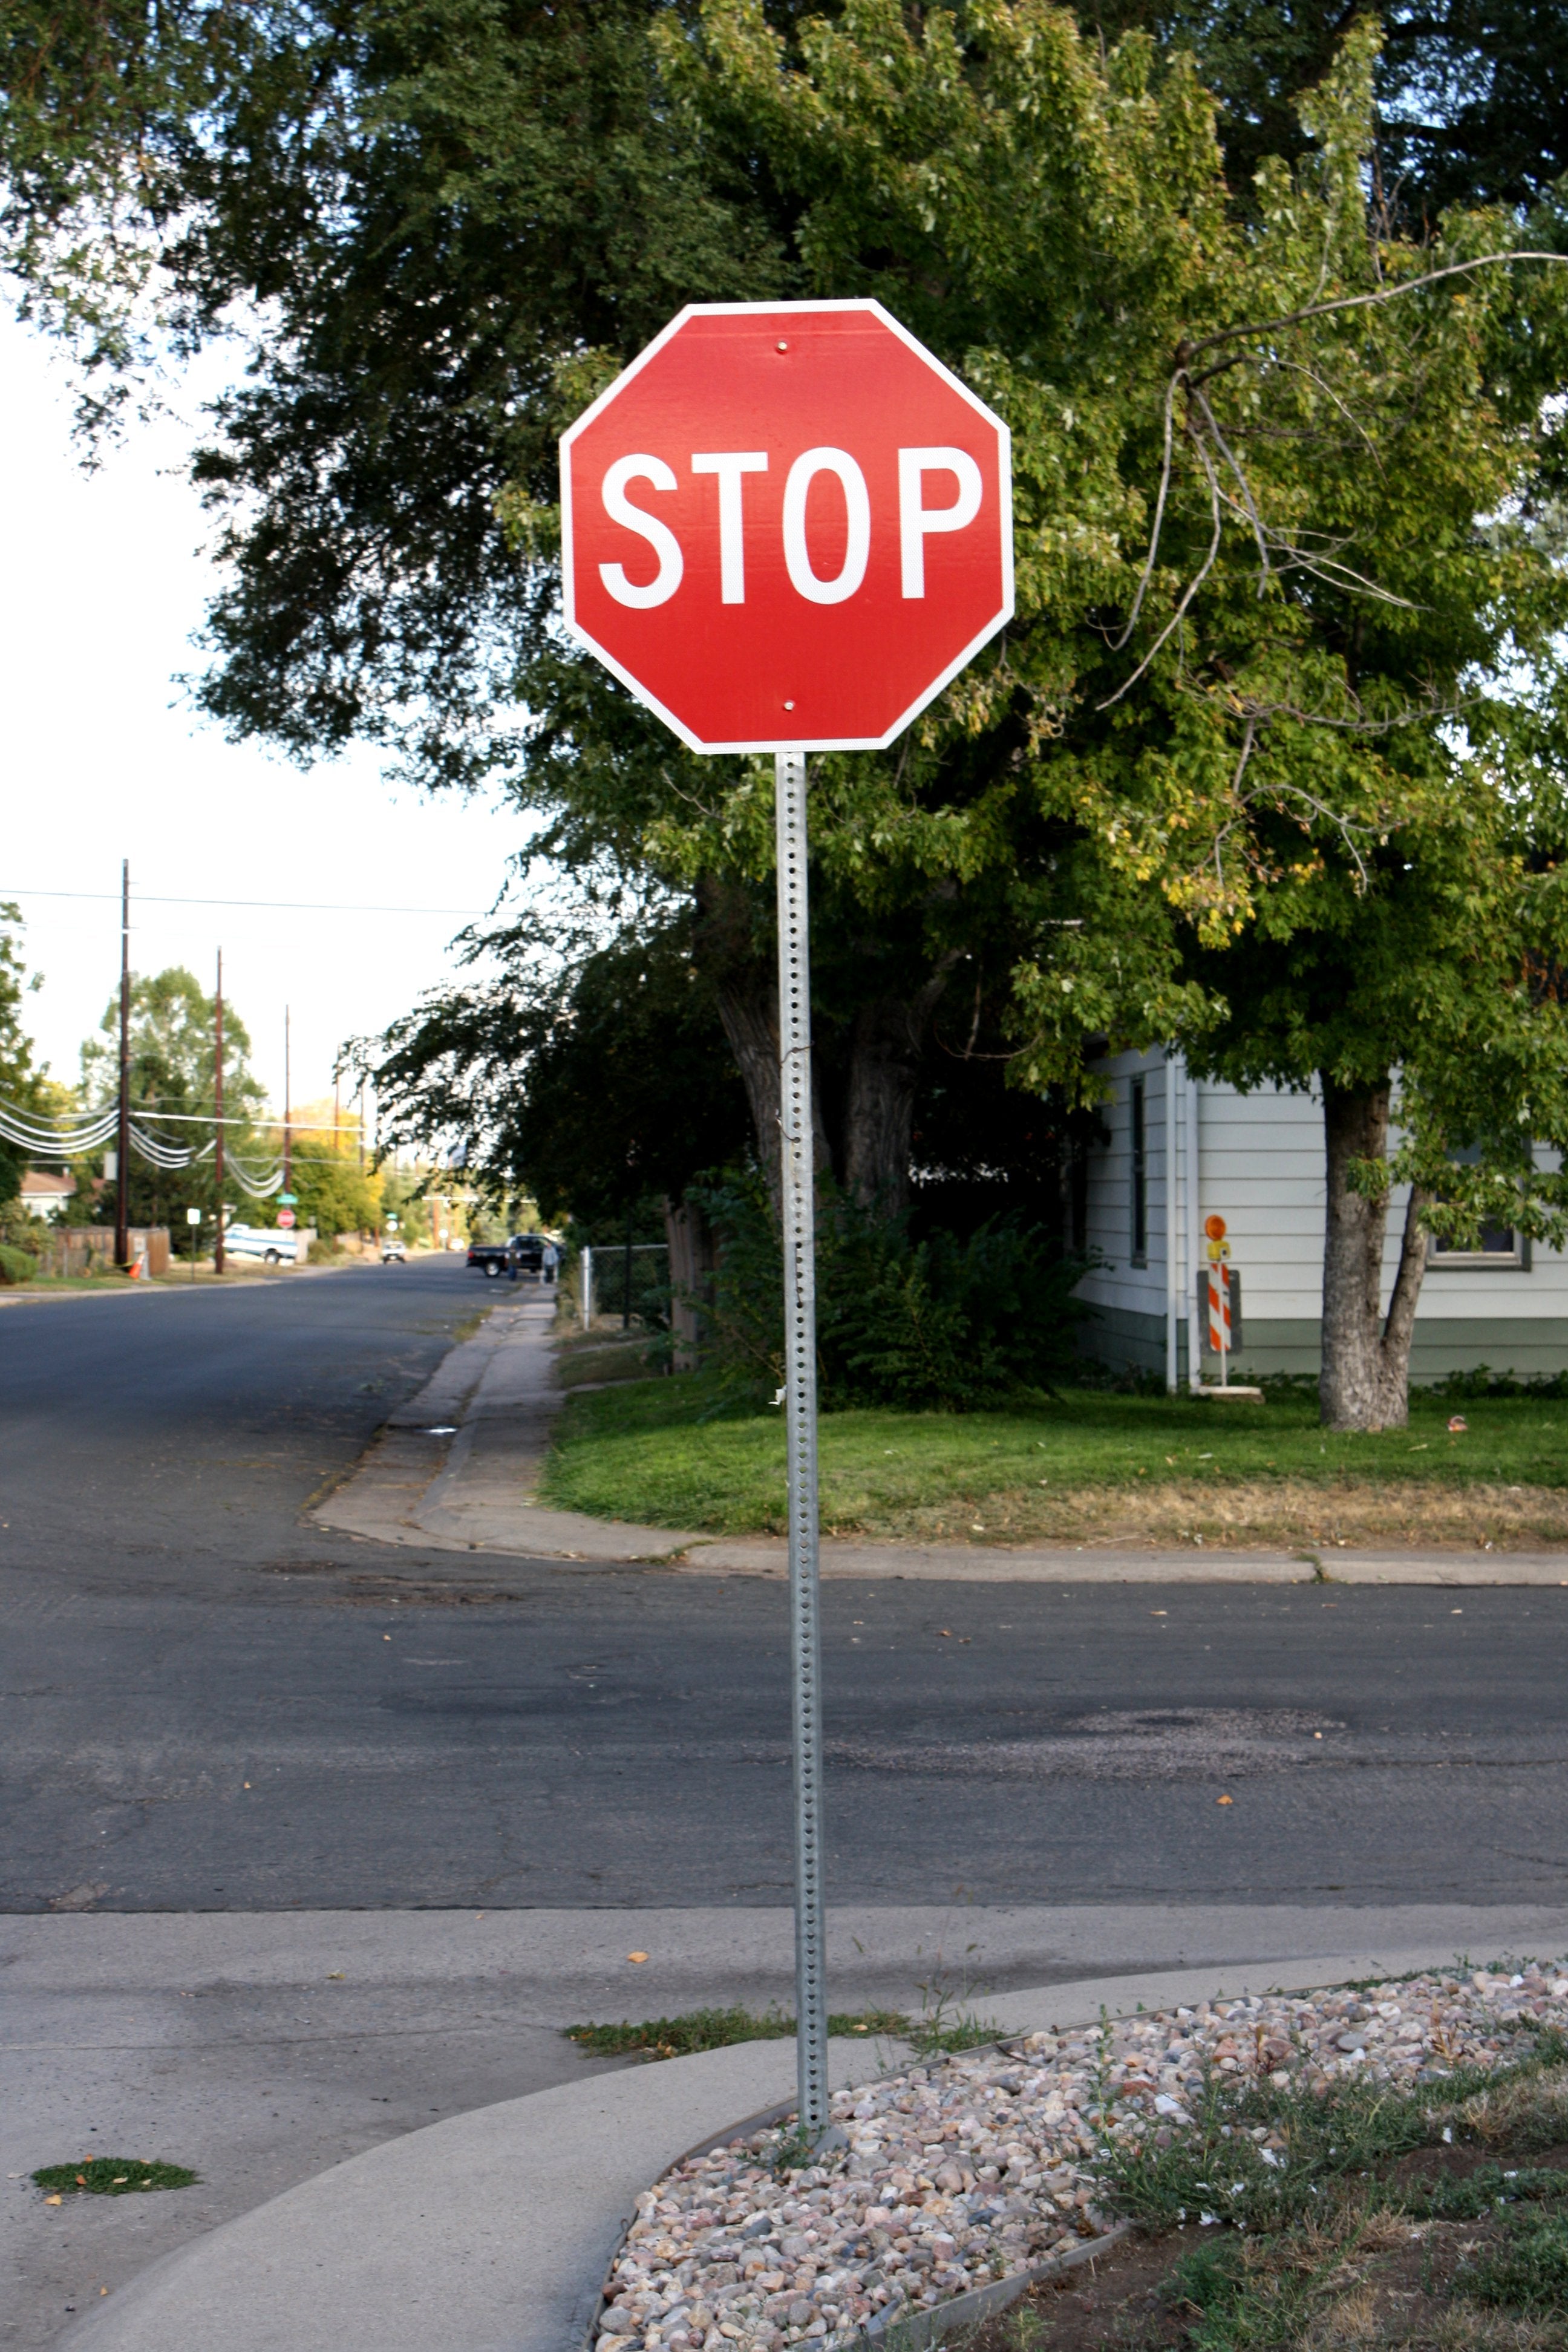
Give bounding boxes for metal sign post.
[774,748,829,2139]
[557,298,1014,2154]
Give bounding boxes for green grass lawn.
[538,1371,1568,1545]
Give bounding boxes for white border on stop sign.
[558,298,1014,754]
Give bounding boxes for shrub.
[693,1176,1094,1411]
[0,1243,36,1284]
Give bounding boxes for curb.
[580,2091,806,2352]
[306,1290,1568,1581]
[861,2224,1134,2347]
[52,1942,1568,2352]
[580,2054,1126,2352]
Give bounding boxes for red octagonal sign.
[561,301,1013,753]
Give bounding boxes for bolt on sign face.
[560,302,1013,753]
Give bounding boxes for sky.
[0,313,526,1120]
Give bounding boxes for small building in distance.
[19,1169,75,1221]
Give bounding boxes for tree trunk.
[664,1193,713,1371]
[841,961,960,1217]
[1319,1073,1430,1429]
[715,970,834,1216]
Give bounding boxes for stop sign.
[561,301,1012,752]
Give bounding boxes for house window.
[1130,1076,1147,1264]
[1427,1147,1530,1269]
[1430,1223,1529,1269]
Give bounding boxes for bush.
[1436,1363,1568,1400]
[0,1243,36,1283]
[693,1176,1094,1411]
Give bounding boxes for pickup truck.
[466,1234,546,1280]
[224,1223,304,1266]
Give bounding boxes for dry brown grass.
[1449,2065,1568,2154]
[867,1478,1568,1551]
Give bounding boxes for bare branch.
[1099,428,1226,708]
[1190,384,1272,591]
[1183,249,1568,367]
[1110,373,1181,652]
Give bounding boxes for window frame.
[1426,1229,1532,1272]
[1129,1075,1148,1266]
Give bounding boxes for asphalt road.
[4,1255,1567,1914]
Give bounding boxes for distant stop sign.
[561,302,1012,751]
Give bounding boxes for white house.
[1075,1048,1568,1385]
[19,1169,74,1221]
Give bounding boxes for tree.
[7,1,1568,1419]
[288,1139,382,1240]
[0,904,48,1205]
[374,912,751,1221]
[1080,0,1568,215]
[79,966,267,1243]
[646,4,1568,1429]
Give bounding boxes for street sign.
[560,301,1013,2147]
[276,1208,296,1230]
[185,1207,201,1226]
[561,301,1011,750]
[276,1191,298,1206]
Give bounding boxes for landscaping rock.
[595,1966,1568,2352]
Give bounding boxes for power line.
[0,885,492,917]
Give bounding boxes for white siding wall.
[1078,1054,1568,1356]
[1078,1046,1175,1328]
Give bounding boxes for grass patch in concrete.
[566,2005,912,2060]
[566,2004,998,2063]
[538,1374,1568,1546]
[33,2157,197,2196]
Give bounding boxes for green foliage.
[1402,2162,1568,2221]
[77,966,266,1244]
[540,1375,1568,1537]
[697,1176,1092,1410]
[1086,2038,1568,2352]
[0,0,794,762]
[569,1194,676,1329]
[1437,1365,1568,1401]
[378,1166,431,1246]
[565,2006,909,2060]
[10,0,1568,1427]
[0,1243,37,1282]
[31,2157,197,2196]
[1096,2027,1568,2239]
[1086,0,1568,214]
[371,912,751,1220]
[1459,2209,1568,2308]
[0,903,48,1206]
[288,1139,381,1238]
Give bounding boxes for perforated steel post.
[774,748,829,2143]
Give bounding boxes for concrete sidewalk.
[312,1297,1568,1584]
[51,1921,1568,2352]
[18,1904,1568,2350]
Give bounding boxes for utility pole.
[283,1005,292,1196]
[214,951,225,1276]
[114,860,131,1270]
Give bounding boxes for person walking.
[541,1237,559,1287]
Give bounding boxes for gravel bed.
[593,1965,1568,2352]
